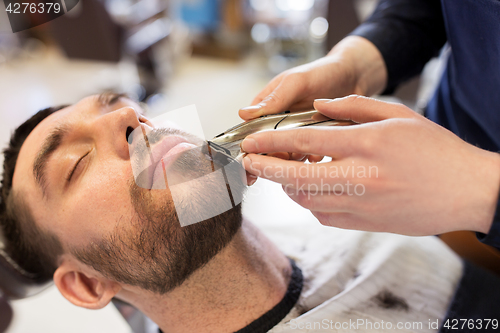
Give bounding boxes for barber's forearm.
[474,151,500,234]
[326,36,388,97]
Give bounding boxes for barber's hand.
[246,152,315,186]
[241,96,500,236]
[238,36,388,120]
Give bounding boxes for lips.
[151,142,198,189]
[130,131,195,189]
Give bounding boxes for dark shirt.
[439,261,500,332]
[351,0,447,94]
[351,0,500,251]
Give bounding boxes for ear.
[53,261,121,310]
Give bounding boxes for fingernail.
[243,155,252,168]
[314,99,333,103]
[240,105,262,112]
[241,138,259,153]
[248,174,257,186]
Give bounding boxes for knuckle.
[268,132,282,152]
[263,92,282,105]
[345,94,368,106]
[358,129,381,153]
[293,129,314,153]
[359,135,375,153]
[345,94,360,103]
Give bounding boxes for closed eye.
[66,151,91,183]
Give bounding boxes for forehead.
[11,95,139,199]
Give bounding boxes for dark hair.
[1,106,67,281]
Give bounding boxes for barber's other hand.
[241,96,500,236]
[238,36,387,120]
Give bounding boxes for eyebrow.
[97,92,129,107]
[32,93,127,198]
[33,124,70,198]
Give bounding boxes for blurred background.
[0,1,445,332]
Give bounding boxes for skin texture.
[12,95,292,333]
[239,35,388,182]
[238,36,388,120]
[241,96,500,236]
[238,34,500,237]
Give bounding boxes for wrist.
[469,150,500,234]
[327,36,388,96]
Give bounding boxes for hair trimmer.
[207,110,356,161]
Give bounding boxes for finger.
[246,172,257,186]
[239,75,284,120]
[241,126,356,157]
[268,152,308,161]
[267,152,292,160]
[243,154,314,186]
[311,211,381,232]
[311,211,363,229]
[284,187,352,212]
[250,73,284,106]
[290,153,307,161]
[313,95,416,124]
[242,154,356,187]
[307,154,324,163]
[239,75,303,120]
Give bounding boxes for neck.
[121,218,292,333]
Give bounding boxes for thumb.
[239,80,301,120]
[314,95,416,124]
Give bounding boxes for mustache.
[146,127,182,144]
[133,127,193,160]
[129,126,207,189]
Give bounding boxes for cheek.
[87,162,133,218]
[61,161,135,244]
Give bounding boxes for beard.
[71,128,246,294]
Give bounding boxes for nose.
[126,126,134,143]
[94,107,143,160]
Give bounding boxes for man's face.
[12,95,243,293]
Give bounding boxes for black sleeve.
[476,190,500,251]
[350,0,447,94]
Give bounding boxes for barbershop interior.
[1,0,500,332]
